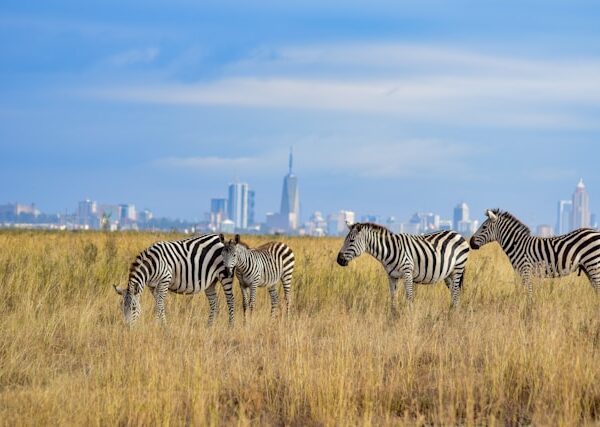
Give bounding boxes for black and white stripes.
[113,209,600,326]
[113,233,234,326]
[337,222,470,311]
[470,209,600,296]
[220,234,294,317]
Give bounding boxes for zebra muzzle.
[336,254,349,267]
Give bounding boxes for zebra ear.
[234,234,240,244]
[486,210,498,221]
[219,233,225,243]
[345,220,352,230]
[113,284,126,296]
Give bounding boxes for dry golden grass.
[1,230,599,426]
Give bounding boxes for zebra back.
[127,233,229,294]
[397,229,470,283]
[338,223,469,284]
[472,209,600,277]
[231,240,294,286]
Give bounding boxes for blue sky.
[2,1,600,226]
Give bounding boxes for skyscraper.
[556,200,573,234]
[119,204,137,222]
[279,148,300,231]
[453,202,469,232]
[78,199,97,228]
[210,198,228,229]
[248,190,255,226]
[228,182,249,230]
[327,210,355,236]
[572,178,590,229]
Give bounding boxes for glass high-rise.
[210,198,228,228]
[248,190,255,226]
[279,148,300,231]
[556,200,573,234]
[572,178,590,229]
[228,182,248,230]
[453,202,469,232]
[78,199,97,227]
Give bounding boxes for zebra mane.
[493,209,531,235]
[127,251,149,293]
[357,222,393,235]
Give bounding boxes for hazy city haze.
[2,1,600,226]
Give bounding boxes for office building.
[572,178,590,229]
[228,182,249,229]
[556,200,573,234]
[279,148,300,232]
[453,202,469,232]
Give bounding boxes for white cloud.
[158,155,262,169]
[107,47,160,67]
[297,138,473,178]
[155,139,472,179]
[85,42,600,129]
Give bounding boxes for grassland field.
[1,230,599,426]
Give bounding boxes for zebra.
[470,209,600,296]
[220,234,294,317]
[112,233,235,327]
[336,222,470,312]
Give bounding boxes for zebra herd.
[114,209,600,326]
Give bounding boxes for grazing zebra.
[336,222,470,311]
[470,209,600,296]
[220,234,294,317]
[112,233,235,327]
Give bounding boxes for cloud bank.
[87,42,600,129]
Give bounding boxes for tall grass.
[0,230,599,425]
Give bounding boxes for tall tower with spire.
[571,178,590,229]
[279,147,300,231]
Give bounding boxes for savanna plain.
[1,231,599,426]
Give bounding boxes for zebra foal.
[470,209,600,296]
[113,233,235,326]
[220,234,294,317]
[336,222,470,312]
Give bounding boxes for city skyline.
[1,178,594,238]
[2,2,600,226]
[2,171,597,228]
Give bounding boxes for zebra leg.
[205,284,219,326]
[521,268,533,301]
[281,273,293,316]
[249,282,258,314]
[403,271,414,304]
[582,264,600,293]
[449,270,464,308]
[241,285,250,319]
[268,285,279,318]
[221,276,235,326]
[152,282,169,325]
[388,276,399,316]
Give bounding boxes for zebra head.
[113,285,141,327]
[337,222,367,266]
[470,209,500,250]
[220,233,240,278]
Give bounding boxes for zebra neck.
[235,247,253,273]
[127,279,144,295]
[497,231,533,263]
[127,261,148,294]
[364,230,388,263]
